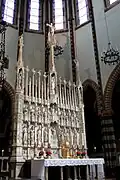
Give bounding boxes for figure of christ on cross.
[46,23,56,46]
[17,34,24,69]
[46,23,57,71]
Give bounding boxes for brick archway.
[3,81,15,116]
[82,79,101,114]
[104,64,120,113]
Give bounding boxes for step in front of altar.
[31,158,105,180]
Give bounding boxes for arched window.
[52,0,67,31]
[27,0,43,31]
[105,0,118,7]
[75,0,88,26]
[109,0,117,4]
[3,0,16,24]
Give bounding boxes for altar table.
[31,158,104,180]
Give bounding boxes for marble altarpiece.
[11,24,87,168]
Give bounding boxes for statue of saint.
[30,126,34,146]
[17,34,24,67]
[44,127,48,142]
[74,59,82,87]
[23,124,27,146]
[50,128,58,148]
[37,126,42,146]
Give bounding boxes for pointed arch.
[3,80,15,116]
[75,0,88,26]
[82,79,101,114]
[104,63,120,113]
[3,0,17,24]
[26,0,43,31]
[52,0,68,30]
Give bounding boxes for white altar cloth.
[31,158,104,180]
[43,158,104,167]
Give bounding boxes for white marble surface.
[31,158,104,180]
[43,158,104,167]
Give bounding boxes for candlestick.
[2,149,4,156]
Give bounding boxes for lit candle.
[2,149,4,156]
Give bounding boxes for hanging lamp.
[101,12,120,65]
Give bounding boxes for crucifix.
[46,23,56,45]
[74,59,82,87]
[46,23,56,71]
[17,34,24,68]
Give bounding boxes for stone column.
[45,167,48,180]
[60,167,64,180]
[101,110,116,177]
[78,166,81,180]
[86,165,90,180]
[10,77,25,179]
[74,166,78,180]
[89,165,96,180]
[97,164,105,180]
[67,167,72,180]
[10,35,25,179]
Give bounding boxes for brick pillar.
[101,110,116,177]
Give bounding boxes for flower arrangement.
[81,151,87,158]
[77,151,81,156]
[76,151,87,158]
[39,150,44,157]
[46,151,52,156]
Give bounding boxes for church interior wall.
[75,23,97,83]
[5,26,18,88]
[55,32,73,81]
[93,0,120,90]
[3,0,120,94]
[0,0,119,178]
[23,32,45,72]
[75,0,120,91]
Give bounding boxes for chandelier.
[101,42,120,65]
[46,41,63,58]
[0,20,9,90]
[101,12,120,65]
[54,43,64,57]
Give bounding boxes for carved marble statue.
[14,23,87,171]
[46,23,56,45]
[23,148,27,160]
[17,70,23,89]
[46,23,57,71]
[30,126,34,146]
[37,126,42,146]
[74,59,82,87]
[50,128,58,148]
[44,127,48,142]
[23,123,28,146]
